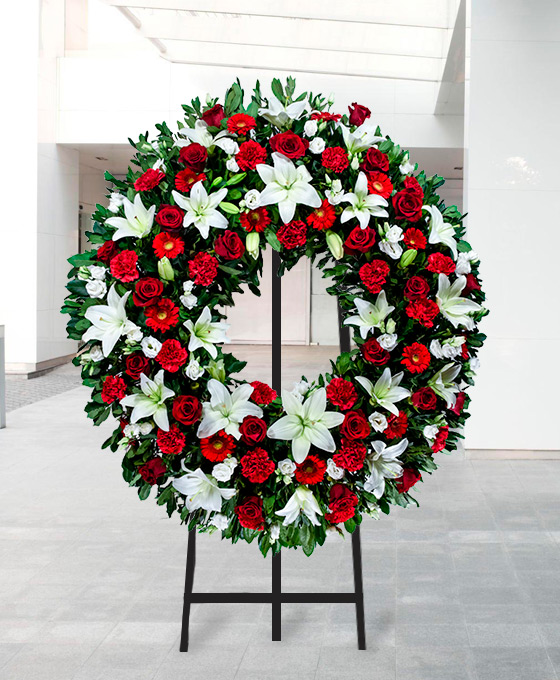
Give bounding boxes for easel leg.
[271,550,282,641]
[351,527,366,650]
[179,529,196,652]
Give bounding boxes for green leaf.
[271,78,285,103]
[265,230,282,252]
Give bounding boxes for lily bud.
[350,156,360,170]
[399,249,417,268]
[158,256,175,281]
[246,232,260,259]
[207,359,226,382]
[77,266,91,281]
[385,318,396,334]
[326,230,344,261]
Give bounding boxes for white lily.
[423,205,458,260]
[429,362,461,407]
[105,194,155,241]
[356,368,411,417]
[365,439,409,499]
[82,284,131,357]
[275,486,322,526]
[436,274,482,331]
[197,379,263,440]
[184,306,230,359]
[120,370,174,431]
[172,182,228,240]
[344,291,394,340]
[259,96,307,127]
[256,152,321,224]
[176,119,232,151]
[341,172,388,229]
[267,388,344,464]
[341,120,384,155]
[173,467,236,512]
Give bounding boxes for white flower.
[124,321,143,343]
[244,189,261,209]
[368,411,388,432]
[344,291,395,339]
[356,368,411,417]
[184,306,230,359]
[88,265,106,280]
[105,194,155,241]
[185,358,205,381]
[176,120,232,151]
[455,252,472,275]
[341,172,388,230]
[379,241,403,259]
[423,205,458,260]
[173,468,236,513]
[327,458,345,480]
[82,284,131,357]
[290,380,310,401]
[304,120,318,137]
[309,137,326,154]
[120,370,174,431]
[141,336,162,359]
[88,346,104,362]
[85,279,107,299]
[210,513,229,530]
[256,153,321,224]
[267,388,344,464]
[124,424,140,439]
[276,486,322,526]
[325,178,344,205]
[377,333,398,351]
[108,192,125,213]
[430,338,462,360]
[437,274,482,330]
[385,225,404,243]
[152,158,165,172]
[172,182,228,240]
[220,138,239,156]
[278,459,296,477]
[226,158,239,173]
[423,424,439,440]
[270,524,281,542]
[259,96,307,127]
[399,155,415,175]
[470,357,481,372]
[364,439,409,499]
[139,422,153,435]
[180,280,197,309]
[198,379,263,440]
[429,363,461,407]
[212,462,234,482]
[341,120,384,155]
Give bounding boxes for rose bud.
[326,230,343,260]
[158,256,175,281]
[246,231,260,260]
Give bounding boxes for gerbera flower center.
[157,311,168,320]
[164,240,173,250]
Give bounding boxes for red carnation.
[133,277,163,307]
[250,381,277,405]
[367,172,393,199]
[125,353,149,380]
[227,113,256,135]
[134,168,165,192]
[412,387,437,411]
[200,430,236,462]
[240,447,275,483]
[385,412,408,439]
[236,140,267,171]
[153,232,185,260]
[239,416,267,446]
[139,458,167,485]
[426,253,456,275]
[325,484,358,524]
[403,176,424,198]
[359,260,390,294]
[214,230,245,260]
[392,190,423,222]
[172,395,202,426]
[361,148,389,174]
[201,104,225,128]
[341,409,371,440]
[348,102,371,126]
[345,226,376,253]
[175,169,206,193]
[322,146,349,174]
[406,298,439,327]
[432,426,449,453]
[396,468,422,494]
[110,250,138,282]
[326,377,357,410]
[361,337,390,365]
[269,131,308,159]
[157,424,185,456]
[155,204,184,232]
[403,227,427,250]
[277,220,307,249]
[295,454,326,485]
[156,339,188,373]
[449,391,466,416]
[404,276,430,300]
[144,298,179,332]
[96,240,119,263]
[235,496,264,530]
[178,143,207,172]
[101,375,126,403]
[306,199,336,231]
[333,439,367,472]
[188,252,218,286]
[240,207,270,233]
[401,343,431,374]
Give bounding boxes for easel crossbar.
[186,592,359,604]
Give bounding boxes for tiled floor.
[1,349,560,679]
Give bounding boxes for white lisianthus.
[180,280,197,309]
[290,380,310,401]
[364,439,409,499]
[470,357,481,372]
[139,422,153,435]
[173,468,236,513]
[243,189,261,209]
[356,368,411,417]
[326,458,345,480]
[455,252,472,275]
[309,137,326,154]
[304,119,318,137]
[82,285,131,357]
[172,183,228,240]
[436,274,483,330]
[430,338,463,360]
[220,138,239,156]
[270,524,281,542]
[423,424,439,441]
[108,192,125,213]
[124,424,141,439]
[344,291,395,339]
[210,513,229,530]
[105,194,155,241]
[368,411,388,432]
[212,461,235,482]
[377,333,398,351]
[85,279,107,299]
[124,321,143,343]
[341,172,388,229]
[399,154,415,175]
[226,158,239,173]
[276,486,322,526]
[120,370,174,431]
[325,178,344,205]
[185,358,205,381]
[141,336,162,358]
[379,241,403,259]
[88,346,104,363]
[278,459,296,477]
[88,265,106,280]
[197,379,263,440]
[184,306,230,359]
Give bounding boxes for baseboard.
[5,353,76,379]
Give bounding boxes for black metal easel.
[179,251,366,651]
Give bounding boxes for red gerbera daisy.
[200,430,236,462]
[385,412,408,439]
[134,168,165,192]
[403,227,427,250]
[240,447,275,483]
[310,111,342,122]
[401,343,431,374]
[306,199,336,231]
[152,232,185,260]
[157,424,186,456]
[175,169,206,193]
[366,171,393,199]
[144,298,180,332]
[250,381,277,405]
[240,207,270,233]
[227,113,257,135]
[294,455,326,485]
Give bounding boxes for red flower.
[277,220,307,249]
[406,298,439,327]
[101,375,126,403]
[396,468,422,494]
[153,232,185,260]
[188,252,218,286]
[326,377,357,410]
[401,343,431,374]
[325,484,358,524]
[385,412,408,439]
[449,391,466,416]
[125,353,149,380]
[240,207,270,233]
[156,339,188,373]
[403,176,424,199]
[144,298,179,332]
[139,458,167,485]
[240,447,275,483]
[155,204,184,232]
[361,337,390,365]
[367,172,393,199]
[310,111,341,122]
[227,113,256,135]
[341,410,371,440]
[359,260,390,294]
[250,381,277,405]
[201,104,225,127]
[432,426,449,453]
[361,148,389,174]
[175,169,206,193]
[404,276,430,300]
[306,199,336,231]
[345,226,376,253]
[157,424,185,456]
[269,130,308,159]
[239,416,267,445]
[200,430,236,462]
[172,395,202,426]
[110,250,138,282]
[403,227,427,250]
[235,496,264,530]
[236,140,267,171]
[412,387,437,411]
[348,102,371,126]
[333,439,367,471]
[134,168,165,192]
[322,146,349,173]
[463,274,481,296]
[133,277,163,307]
[426,253,456,275]
[96,240,119,263]
[295,455,326,485]
[392,190,423,222]
[178,143,207,172]
[214,230,245,260]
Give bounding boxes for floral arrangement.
[63,78,487,556]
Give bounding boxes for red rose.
[188,252,218,286]
[172,395,202,426]
[156,339,188,373]
[406,298,439,327]
[361,148,389,174]
[175,169,206,193]
[345,226,376,253]
[133,277,164,307]
[134,168,165,192]
[201,430,236,462]
[404,276,430,300]
[401,342,431,374]
[432,426,449,453]
[341,409,371,440]
[322,146,349,173]
[403,176,424,198]
[139,458,167,485]
[157,424,185,456]
[426,253,456,275]
[153,232,185,260]
[178,143,207,172]
[295,455,327,485]
[235,496,264,530]
[366,171,393,199]
[403,227,427,250]
[239,416,267,445]
[449,391,466,416]
[385,412,408,439]
[392,190,423,222]
[110,250,138,282]
[396,468,422,494]
[269,131,308,159]
[361,337,390,365]
[333,439,367,472]
[277,220,307,249]
[240,207,270,233]
[306,199,336,231]
[214,230,245,260]
[101,375,126,403]
[227,113,257,135]
[326,377,357,410]
[96,240,119,263]
[325,484,358,524]
[201,104,225,128]
[412,387,437,411]
[236,140,267,171]
[359,260,390,294]
[250,381,277,405]
[240,447,275,483]
[348,102,371,126]
[144,298,179,332]
[155,204,184,232]
[125,353,149,380]
[463,274,481,296]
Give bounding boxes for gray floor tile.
[471,647,558,680]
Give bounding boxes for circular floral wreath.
[63,77,487,556]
